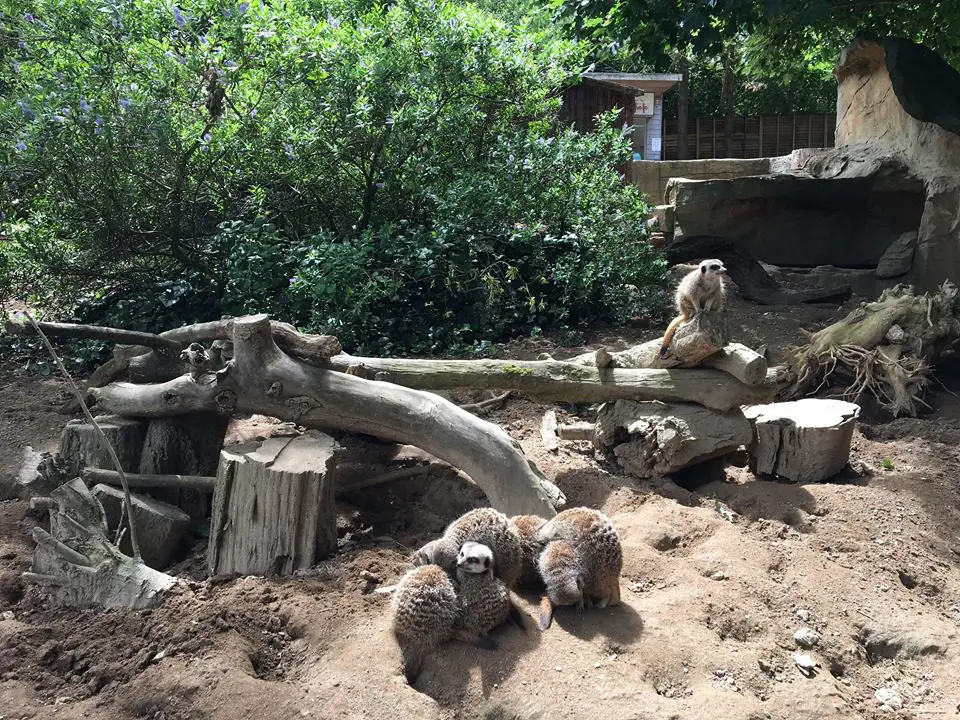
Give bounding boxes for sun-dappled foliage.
[0,0,667,357]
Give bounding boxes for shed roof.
[583,72,682,94]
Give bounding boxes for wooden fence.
[662,114,836,160]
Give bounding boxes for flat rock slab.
[743,399,860,482]
[876,231,917,278]
[91,484,190,570]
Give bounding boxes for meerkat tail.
[538,595,555,631]
[659,312,688,356]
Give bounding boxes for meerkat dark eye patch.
[700,266,707,274]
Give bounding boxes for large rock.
[664,37,960,294]
[876,231,918,277]
[743,399,860,482]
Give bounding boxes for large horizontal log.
[326,355,776,410]
[91,315,564,518]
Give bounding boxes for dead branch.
[459,390,513,412]
[5,316,183,355]
[91,315,564,517]
[82,467,217,492]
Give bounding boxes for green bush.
[2,0,667,356]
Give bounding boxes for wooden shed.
[560,72,682,160]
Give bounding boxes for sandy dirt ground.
[1,288,959,720]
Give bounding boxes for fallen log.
[91,315,564,517]
[324,356,776,409]
[23,478,178,608]
[595,400,753,478]
[789,281,960,416]
[4,316,183,354]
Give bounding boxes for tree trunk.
[58,415,146,479]
[137,413,228,525]
[722,43,736,158]
[23,478,178,608]
[743,399,860,481]
[676,53,690,160]
[208,430,338,576]
[91,317,565,517]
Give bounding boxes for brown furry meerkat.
[658,258,728,356]
[454,541,513,642]
[508,514,548,591]
[412,508,524,590]
[390,564,461,684]
[391,542,519,684]
[535,507,623,630]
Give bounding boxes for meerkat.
[391,543,518,683]
[412,508,524,590]
[454,541,513,643]
[508,514,548,591]
[535,507,623,630]
[390,564,461,684]
[658,258,728,357]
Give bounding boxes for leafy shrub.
[3,0,667,355]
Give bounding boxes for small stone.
[795,609,812,622]
[793,653,817,677]
[710,571,727,581]
[359,570,380,584]
[554,665,562,672]
[875,687,903,710]
[0,610,14,621]
[794,628,821,648]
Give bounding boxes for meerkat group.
[391,505,622,683]
[659,258,728,356]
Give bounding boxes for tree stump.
[24,478,178,608]
[90,484,190,570]
[208,430,339,577]
[58,415,146,478]
[138,413,229,525]
[596,400,753,478]
[743,399,861,482]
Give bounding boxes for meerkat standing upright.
[658,259,728,357]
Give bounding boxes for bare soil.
[1,289,959,720]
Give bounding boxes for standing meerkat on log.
[659,259,728,357]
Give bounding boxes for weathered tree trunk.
[58,415,146,478]
[90,315,565,517]
[790,281,960,416]
[595,400,753,478]
[23,478,178,608]
[137,413,228,524]
[208,430,338,576]
[324,355,775,409]
[743,399,860,481]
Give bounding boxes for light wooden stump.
[596,400,753,478]
[743,399,861,482]
[208,430,338,577]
